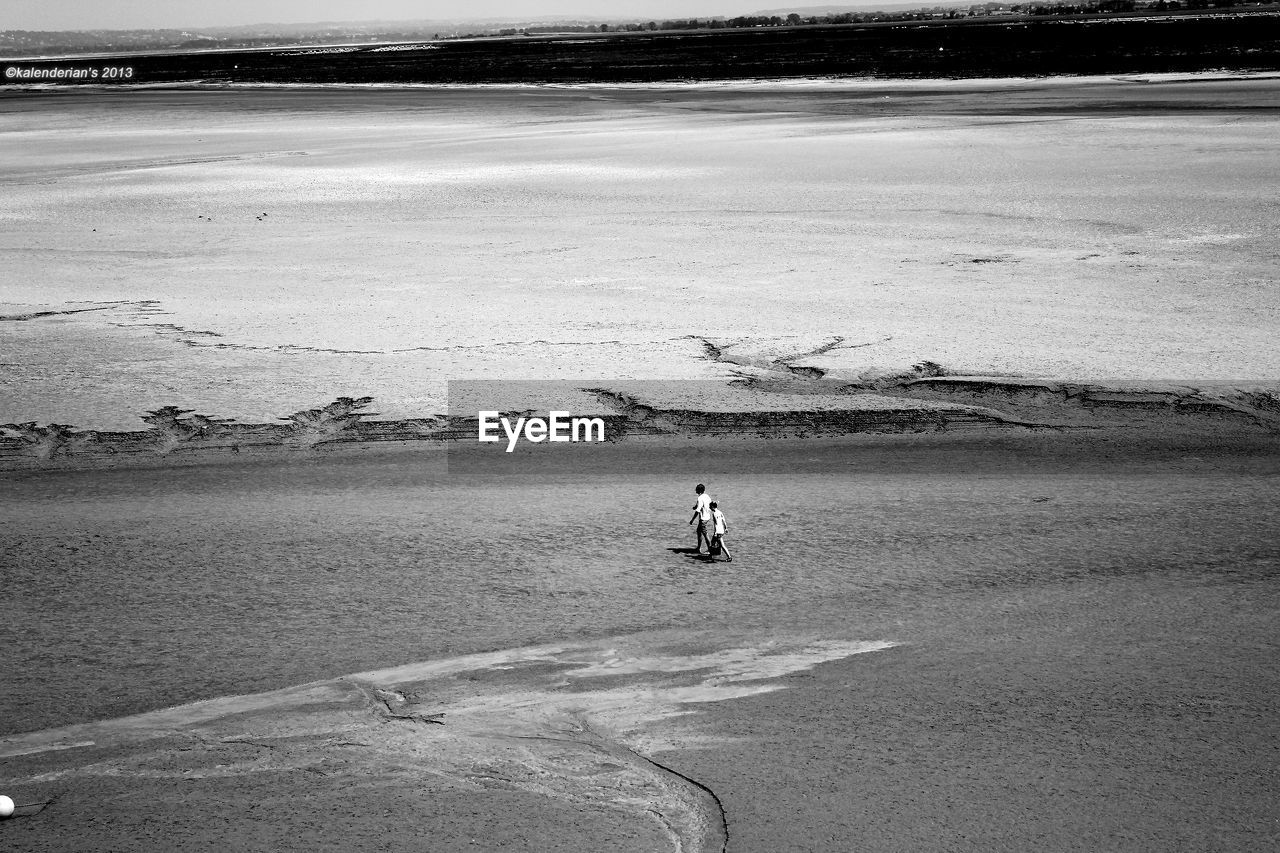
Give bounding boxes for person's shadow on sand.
[667,547,716,562]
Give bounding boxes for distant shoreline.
[4,15,1279,86]
[5,69,1280,94]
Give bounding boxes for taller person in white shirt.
[688,483,713,554]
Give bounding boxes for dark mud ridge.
[2,380,1277,471]
[3,16,1279,85]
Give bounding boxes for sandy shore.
[10,579,1274,853]
[1,435,1277,850]
[2,75,1278,850]
[4,77,1280,430]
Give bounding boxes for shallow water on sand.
[2,439,1277,737]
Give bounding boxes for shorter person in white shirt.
[709,501,732,562]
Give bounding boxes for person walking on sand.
[709,501,733,562]
[689,483,713,553]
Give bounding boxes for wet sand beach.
[2,436,1278,850]
[2,75,1279,850]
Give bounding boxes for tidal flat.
[3,76,1280,430]
[1,76,1278,851]
[2,438,1278,851]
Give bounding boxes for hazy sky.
[3,1,810,30]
